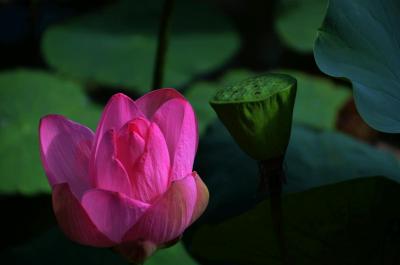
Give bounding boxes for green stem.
[259,157,291,265]
[152,0,175,90]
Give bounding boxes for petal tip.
[106,93,135,108]
[39,114,66,128]
[112,92,131,100]
[153,87,182,95]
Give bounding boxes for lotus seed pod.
[210,73,297,161]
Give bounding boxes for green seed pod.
[210,73,297,161]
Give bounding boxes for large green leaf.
[314,0,400,132]
[42,0,238,93]
[1,227,198,265]
[276,0,328,52]
[0,70,101,195]
[285,126,400,193]
[189,177,400,265]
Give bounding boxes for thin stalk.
[259,157,291,265]
[152,0,175,90]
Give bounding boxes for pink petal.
[52,183,114,247]
[130,122,170,203]
[93,130,132,196]
[190,172,209,225]
[92,93,143,162]
[39,115,94,198]
[116,118,150,172]
[136,88,185,119]
[152,98,198,181]
[123,174,197,244]
[81,189,150,243]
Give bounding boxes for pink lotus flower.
[39,89,209,262]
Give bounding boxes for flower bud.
[39,89,209,264]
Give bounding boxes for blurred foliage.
[185,82,217,136]
[42,0,238,93]
[280,70,351,130]
[0,227,198,265]
[184,70,256,136]
[314,0,400,132]
[188,121,400,264]
[193,120,260,223]
[276,0,328,53]
[0,70,101,195]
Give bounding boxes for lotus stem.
[259,157,291,265]
[152,0,175,90]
